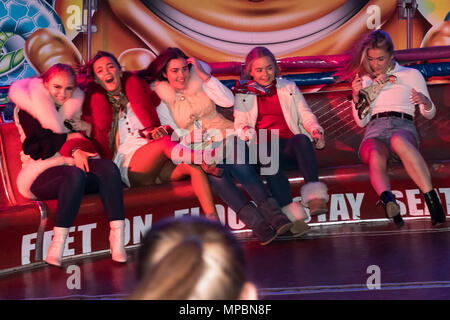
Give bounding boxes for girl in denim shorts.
[343,30,446,227]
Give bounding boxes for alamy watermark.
[169,127,281,176]
[66,264,81,290]
[366,264,381,290]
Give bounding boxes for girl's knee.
[91,159,121,180]
[290,134,312,148]
[65,166,87,186]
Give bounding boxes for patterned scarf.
[356,64,396,119]
[232,80,277,96]
[106,91,129,157]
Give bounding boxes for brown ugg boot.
[301,182,329,216]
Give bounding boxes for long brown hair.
[138,47,189,83]
[129,216,247,300]
[83,51,122,79]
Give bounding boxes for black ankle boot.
[238,202,277,245]
[423,189,446,226]
[379,191,404,227]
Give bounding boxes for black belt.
[370,111,413,121]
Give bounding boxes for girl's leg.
[159,160,218,218]
[30,166,87,227]
[207,168,249,212]
[30,166,87,265]
[283,134,328,216]
[208,171,277,245]
[260,138,293,208]
[85,159,125,221]
[390,130,446,225]
[360,138,391,196]
[84,159,127,262]
[224,138,292,234]
[127,138,175,187]
[360,138,403,226]
[283,134,319,182]
[128,137,221,187]
[264,169,293,207]
[390,130,432,193]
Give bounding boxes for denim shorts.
[359,116,419,161]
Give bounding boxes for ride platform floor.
[0,218,449,300]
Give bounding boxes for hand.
[186,57,211,82]
[240,126,256,142]
[188,127,206,144]
[312,130,325,150]
[373,74,390,85]
[72,149,98,173]
[70,120,92,136]
[351,74,362,103]
[150,126,169,140]
[410,88,432,110]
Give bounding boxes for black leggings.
[30,159,125,228]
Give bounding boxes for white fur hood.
[9,77,84,133]
[153,61,210,105]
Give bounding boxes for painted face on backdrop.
[93,56,122,93]
[164,58,190,91]
[249,56,276,86]
[366,48,393,76]
[44,71,75,105]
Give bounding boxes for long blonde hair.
[339,30,394,81]
[242,46,280,80]
[129,216,247,300]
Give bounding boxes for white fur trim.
[17,155,75,199]
[9,77,84,133]
[153,64,205,105]
[9,77,83,199]
[301,181,329,204]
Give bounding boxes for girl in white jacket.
[234,47,329,221]
[142,48,305,245]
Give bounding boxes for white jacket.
[233,77,323,141]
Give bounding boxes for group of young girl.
[9,30,446,267]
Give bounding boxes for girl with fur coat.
[81,51,220,220]
[142,48,308,245]
[9,64,127,266]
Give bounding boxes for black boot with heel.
[379,191,404,228]
[423,189,446,226]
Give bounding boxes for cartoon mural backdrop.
[0,0,449,89]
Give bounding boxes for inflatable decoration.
[0,0,65,86]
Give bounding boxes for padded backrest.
[0,121,30,207]
[303,83,450,168]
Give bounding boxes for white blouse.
[113,103,148,187]
[352,62,436,127]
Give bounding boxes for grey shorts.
[359,116,419,161]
